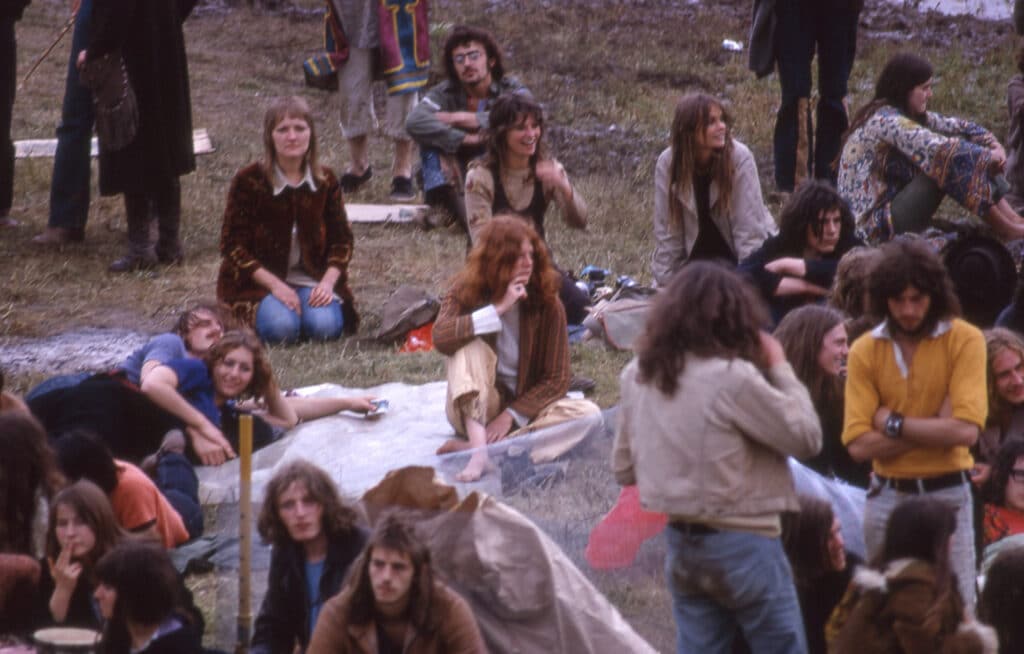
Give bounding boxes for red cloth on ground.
[585,485,667,570]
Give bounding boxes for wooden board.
[14,128,215,159]
[345,203,427,223]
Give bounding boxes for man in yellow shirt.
[843,238,986,608]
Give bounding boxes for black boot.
[154,178,184,265]
[109,192,157,273]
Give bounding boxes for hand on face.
[49,545,83,591]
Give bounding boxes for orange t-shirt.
[111,460,189,548]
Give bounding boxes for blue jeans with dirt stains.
[665,525,807,654]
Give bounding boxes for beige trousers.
[444,339,601,462]
[338,47,417,141]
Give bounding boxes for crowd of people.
[9,0,1024,651]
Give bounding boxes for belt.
[877,470,969,494]
[669,520,718,536]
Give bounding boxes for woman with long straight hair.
[838,52,1024,244]
[650,92,775,286]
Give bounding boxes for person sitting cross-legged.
[432,215,600,482]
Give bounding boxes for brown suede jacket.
[432,290,571,420]
[306,582,487,654]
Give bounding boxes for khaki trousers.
[444,339,600,462]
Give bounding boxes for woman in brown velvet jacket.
[217,96,358,344]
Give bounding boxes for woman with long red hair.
[432,215,598,481]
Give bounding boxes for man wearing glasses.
[406,24,531,234]
[842,238,987,609]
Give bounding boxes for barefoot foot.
[455,451,492,482]
[437,438,472,455]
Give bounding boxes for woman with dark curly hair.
[740,179,863,324]
[838,52,1024,243]
[613,261,820,653]
[650,92,775,286]
[775,305,868,487]
[251,460,367,654]
[433,215,599,481]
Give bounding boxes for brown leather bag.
[79,52,138,151]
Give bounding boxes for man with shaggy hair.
[843,237,987,608]
[307,515,486,653]
[405,25,531,231]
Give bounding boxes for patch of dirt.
[0,329,147,379]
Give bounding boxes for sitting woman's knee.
[255,296,301,344]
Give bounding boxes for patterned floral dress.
[838,105,998,243]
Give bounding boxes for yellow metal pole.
[235,414,253,654]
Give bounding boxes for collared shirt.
[273,164,317,196]
[842,317,987,478]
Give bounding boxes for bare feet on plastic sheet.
[455,450,492,482]
[437,438,472,455]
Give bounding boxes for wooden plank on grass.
[14,128,215,159]
[345,203,427,223]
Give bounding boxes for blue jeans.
[862,476,976,609]
[48,0,94,231]
[665,526,807,654]
[255,286,343,344]
[24,371,92,402]
[156,452,203,540]
[772,0,860,190]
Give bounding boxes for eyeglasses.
[1011,469,1024,483]
[453,50,483,65]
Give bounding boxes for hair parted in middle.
[866,238,961,332]
[774,304,846,411]
[636,261,768,396]
[442,25,505,87]
[667,92,735,230]
[846,52,934,138]
[46,479,129,569]
[262,95,324,185]
[485,94,547,173]
[984,327,1024,420]
[257,459,360,547]
[878,496,959,611]
[451,214,560,310]
[343,514,438,632]
[203,328,275,400]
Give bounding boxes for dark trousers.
[772,0,860,191]
[1,18,16,215]
[156,452,203,540]
[48,0,95,231]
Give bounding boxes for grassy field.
[3,0,1022,650]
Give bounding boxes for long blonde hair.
[667,93,735,229]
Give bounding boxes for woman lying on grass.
[838,52,1024,244]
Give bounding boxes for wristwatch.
[884,412,904,439]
